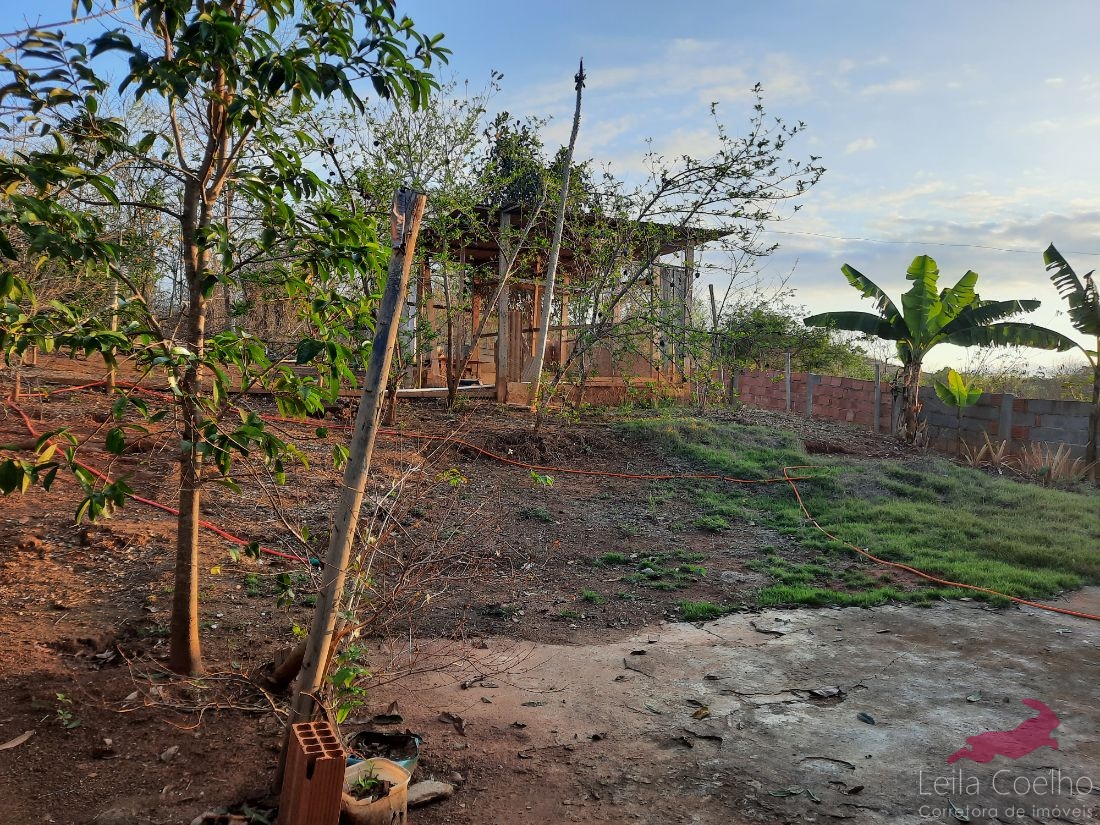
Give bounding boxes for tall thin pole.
[284,189,426,730]
[525,58,585,400]
[708,283,724,396]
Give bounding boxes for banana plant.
[1043,244,1099,469]
[934,368,983,456]
[805,255,1078,443]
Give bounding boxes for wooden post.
[683,237,694,379]
[107,215,121,392]
[525,58,585,398]
[708,283,724,397]
[282,190,426,758]
[496,285,509,401]
[495,208,511,401]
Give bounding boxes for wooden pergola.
[415,204,728,403]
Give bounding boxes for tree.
[718,302,865,373]
[804,255,1078,443]
[539,87,825,407]
[0,0,446,674]
[934,368,983,457]
[1043,243,1100,469]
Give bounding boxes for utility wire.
[769,229,1100,258]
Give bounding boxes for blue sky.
[5,1,1100,370]
[400,0,1100,370]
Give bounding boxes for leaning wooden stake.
[280,189,426,769]
[524,58,585,403]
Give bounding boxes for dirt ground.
[0,356,1096,825]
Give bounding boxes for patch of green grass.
[693,514,730,532]
[757,584,963,608]
[243,572,263,597]
[519,505,553,522]
[617,521,640,537]
[679,599,728,621]
[677,564,707,576]
[618,417,1100,605]
[596,551,631,566]
[580,589,607,604]
[747,555,830,586]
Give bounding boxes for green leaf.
[900,255,942,348]
[105,427,126,455]
[840,263,902,322]
[804,311,900,339]
[296,338,325,365]
[0,460,22,494]
[1044,244,1100,337]
[945,322,1079,352]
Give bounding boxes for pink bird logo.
[947,699,1060,765]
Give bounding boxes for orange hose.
[8,381,1099,622]
[780,465,1100,622]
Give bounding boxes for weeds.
[622,549,708,590]
[693,514,730,532]
[596,552,630,566]
[678,599,727,621]
[54,693,79,729]
[520,505,553,522]
[619,417,1100,604]
[1016,442,1095,485]
[580,589,607,604]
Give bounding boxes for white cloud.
[1045,77,1065,87]
[845,137,878,154]
[859,78,922,96]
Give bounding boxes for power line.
[768,229,1100,258]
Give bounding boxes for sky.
[4,1,1100,371]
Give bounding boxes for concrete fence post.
[999,394,1015,448]
[873,363,881,433]
[785,351,792,413]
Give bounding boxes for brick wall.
[738,369,1092,457]
[922,390,1092,456]
[737,370,893,433]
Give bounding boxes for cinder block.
[280,720,346,825]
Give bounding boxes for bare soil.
[1,356,1091,825]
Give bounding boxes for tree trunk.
[897,359,925,444]
[168,178,209,676]
[168,299,206,675]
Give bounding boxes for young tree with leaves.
[0,0,446,674]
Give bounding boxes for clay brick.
[279,720,346,825]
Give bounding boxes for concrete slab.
[402,598,1100,824]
